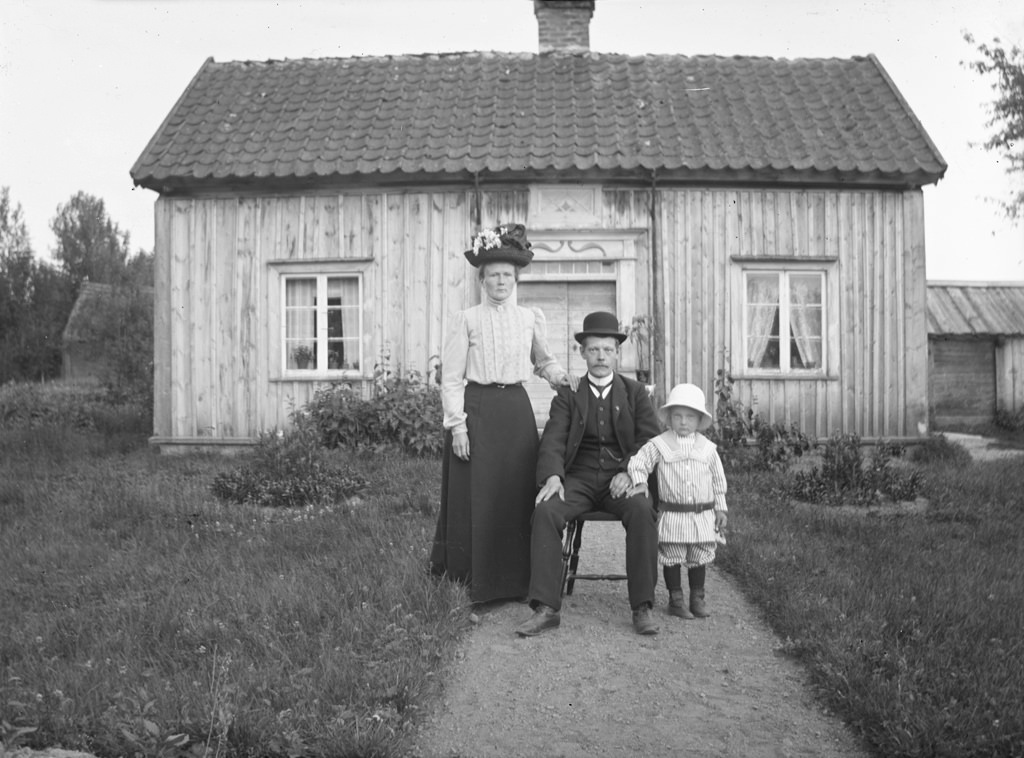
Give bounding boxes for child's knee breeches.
[658,541,716,567]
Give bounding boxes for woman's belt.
[659,501,715,513]
[467,381,523,389]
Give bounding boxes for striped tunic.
[627,431,728,545]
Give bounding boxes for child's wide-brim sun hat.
[659,383,713,430]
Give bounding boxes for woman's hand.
[558,372,581,391]
[452,430,470,461]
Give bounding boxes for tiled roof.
[927,282,1024,336]
[131,52,947,190]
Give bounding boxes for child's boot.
[689,566,709,618]
[664,565,693,619]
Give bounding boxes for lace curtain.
[285,279,316,368]
[746,275,779,368]
[789,275,822,369]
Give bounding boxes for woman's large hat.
[464,224,534,268]
[659,383,713,430]
[574,311,628,344]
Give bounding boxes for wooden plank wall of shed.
[657,187,928,439]
[996,336,1024,415]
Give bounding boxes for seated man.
[516,311,661,637]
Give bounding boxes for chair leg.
[566,519,585,596]
[560,519,580,597]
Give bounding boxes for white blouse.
[441,299,565,433]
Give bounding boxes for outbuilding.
[927,282,1024,429]
[130,0,946,450]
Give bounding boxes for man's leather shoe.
[515,604,560,637]
[632,604,659,635]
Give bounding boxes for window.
[283,274,362,374]
[743,270,824,372]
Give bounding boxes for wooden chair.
[560,511,627,596]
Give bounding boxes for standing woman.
[431,223,573,603]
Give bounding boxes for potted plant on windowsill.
[292,344,314,369]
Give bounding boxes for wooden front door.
[517,280,617,428]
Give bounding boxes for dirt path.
[412,520,871,758]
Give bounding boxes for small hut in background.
[927,282,1024,429]
[62,282,154,383]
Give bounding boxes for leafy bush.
[995,406,1024,432]
[706,367,811,471]
[302,370,443,457]
[0,381,102,430]
[752,421,812,471]
[211,425,368,508]
[0,380,151,436]
[907,434,973,467]
[789,433,923,506]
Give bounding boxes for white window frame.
[740,267,828,375]
[279,271,365,379]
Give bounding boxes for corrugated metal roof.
[927,282,1024,336]
[130,51,947,191]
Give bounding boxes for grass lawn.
[0,425,467,758]
[718,451,1024,758]
[3,403,1023,757]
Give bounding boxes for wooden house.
[927,282,1024,429]
[130,0,946,451]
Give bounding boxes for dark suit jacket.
[536,373,660,487]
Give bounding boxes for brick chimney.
[533,0,595,53]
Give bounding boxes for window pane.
[789,274,822,306]
[285,278,317,369]
[746,274,779,368]
[789,273,822,369]
[326,277,360,370]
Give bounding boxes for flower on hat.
[470,226,508,257]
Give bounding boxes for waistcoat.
[572,389,624,472]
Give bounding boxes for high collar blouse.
[441,297,566,433]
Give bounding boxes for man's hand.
[609,472,633,499]
[452,430,470,461]
[536,475,564,505]
[715,511,728,531]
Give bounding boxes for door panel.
[518,281,616,428]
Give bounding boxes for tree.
[964,33,1024,221]
[0,187,72,382]
[50,191,132,288]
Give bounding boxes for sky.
[2,0,1023,282]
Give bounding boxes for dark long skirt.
[430,383,538,603]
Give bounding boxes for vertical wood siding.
[154,190,473,441]
[153,185,927,444]
[657,187,928,439]
[996,338,1024,415]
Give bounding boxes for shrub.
[752,421,812,471]
[994,406,1024,432]
[789,433,923,506]
[302,370,443,457]
[706,368,811,472]
[907,434,973,467]
[210,425,368,508]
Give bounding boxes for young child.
[626,383,728,618]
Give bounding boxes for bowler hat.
[463,223,534,268]
[659,383,713,430]
[574,311,628,344]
